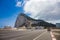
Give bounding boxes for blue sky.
[0,0,60,28]
[0,0,24,28]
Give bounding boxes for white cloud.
[16,1,22,7]
[23,0,60,23]
[24,0,56,18]
[16,0,29,7]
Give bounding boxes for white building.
[56,23,60,28]
[35,26,44,29]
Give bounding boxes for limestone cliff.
[15,13,56,28]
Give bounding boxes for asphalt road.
[0,29,52,40]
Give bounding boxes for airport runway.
[0,29,52,40]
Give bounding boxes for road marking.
[50,32,56,40]
[33,31,46,40]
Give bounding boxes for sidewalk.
[52,29,60,40]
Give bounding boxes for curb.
[50,32,56,40]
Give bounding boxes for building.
[35,26,44,29]
[56,23,60,28]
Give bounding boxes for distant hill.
[15,13,56,28]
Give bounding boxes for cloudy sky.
[0,0,60,28]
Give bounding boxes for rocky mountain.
[15,13,56,28]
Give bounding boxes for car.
[47,28,51,31]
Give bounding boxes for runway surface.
[0,29,52,40]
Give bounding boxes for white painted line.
[33,31,46,40]
[50,32,56,40]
